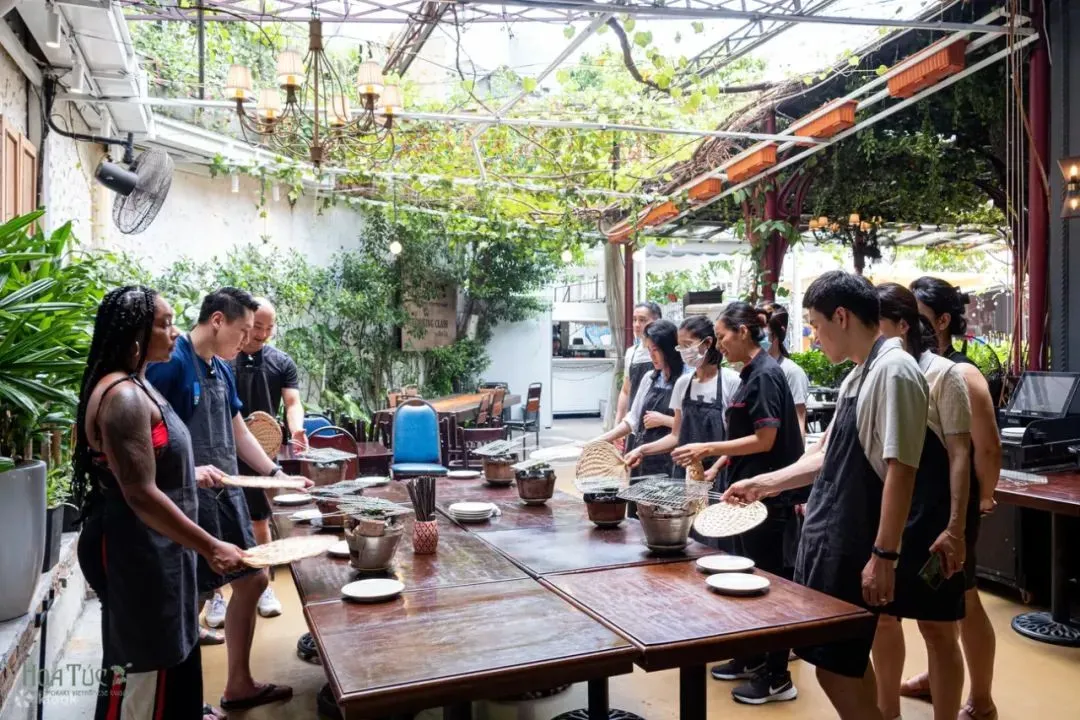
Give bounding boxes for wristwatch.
[269,464,284,477]
[871,546,900,562]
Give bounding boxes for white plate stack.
[448,501,497,523]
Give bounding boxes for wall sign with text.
[401,284,458,350]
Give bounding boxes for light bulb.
[389,240,403,255]
[560,249,573,263]
[231,175,240,193]
[69,57,85,94]
[1070,196,1080,211]
[46,3,61,48]
[1070,164,1079,179]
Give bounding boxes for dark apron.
[234,352,282,475]
[627,370,677,519]
[794,338,885,678]
[887,427,966,621]
[675,370,728,548]
[78,377,200,673]
[623,357,654,456]
[189,342,257,591]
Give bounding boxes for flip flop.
[899,676,932,702]
[959,704,998,720]
[220,683,293,711]
[202,704,226,720]
[199,627,225,646]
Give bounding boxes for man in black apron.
[723,271,928,720]
[615,302,662,446]
[232,297,307,619]
[147,288,308,712]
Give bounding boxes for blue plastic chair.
[390,398,447,478]
[303,414,332,437]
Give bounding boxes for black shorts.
[964,510,981,591]
[196,487,259,593]
[93,642,203,720]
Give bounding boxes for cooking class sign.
[401,283,458,350]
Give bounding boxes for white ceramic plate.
[327,541,350,558]
[289,508,322,522]
[355,476,390,487]
[449,502,496,514]
[706,572,770,596]
[273,493,313,506]
[696,555,755,574]
[448,470,482,479]
[342,578,404,603]
[451,512,493,523]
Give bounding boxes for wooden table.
[478,521,718,576]
[304,579,637,717]
[281,515,528,604]
[545,561,876,720]
[379,392,521,422]
[995,471,1080,646]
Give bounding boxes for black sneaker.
[711,659,765,681]
[732,673,798,705]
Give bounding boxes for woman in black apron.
[908,277,1002,720]
[625,316,740,527]
[671,303,803,704]
[73,287,246,720]
[873,283,970,720]
[616,302,664,451]
[592,319,684,515]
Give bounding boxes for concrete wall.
[0,46,27,136]
[483,308,553,429]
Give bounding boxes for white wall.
[0,46,27,136]
[101,169,366,272]
[483,308,553,429]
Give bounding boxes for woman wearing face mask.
[669,302,804,705]
[592,319,686,513]
[624,316,741,517]
[874,283,971,720]
[907,277,1002,720]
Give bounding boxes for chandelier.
[807,213,887,275]
[223,14,402,168]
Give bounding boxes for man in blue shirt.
[147,287,307,712]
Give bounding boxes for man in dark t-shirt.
[231,297,307,618]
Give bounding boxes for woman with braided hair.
[75,286,246,720]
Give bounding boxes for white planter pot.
[0,460,46,622]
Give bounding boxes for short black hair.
[643,319,683,379]
[197,287,259,324]
[804,270,879,327]
[635,301,663,320]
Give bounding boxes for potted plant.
[43,466,75,572]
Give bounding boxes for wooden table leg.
[1011,513,1080,646]
[679,665,707,720]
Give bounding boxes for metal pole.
[197,1,205,100]
[1026,0,1050,371]
[762,110,779,302]
[450,0,1033,34]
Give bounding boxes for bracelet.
[944,529,963,541]
[871,546,900,561]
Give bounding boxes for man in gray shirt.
[725,270,927,720]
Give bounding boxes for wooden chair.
[474,391,494,427]
[505,382,542,448]
[308,425,360,479]
[457,427,508,469]
[488,388,507,427]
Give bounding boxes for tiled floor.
[52,419,1080,718]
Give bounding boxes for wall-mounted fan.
[95,148,174,235]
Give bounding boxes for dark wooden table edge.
[307,617,637,718]
[539,576,875,672]
[994,486,1080,517]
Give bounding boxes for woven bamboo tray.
[575,442,629,482]
[245,411,283,457]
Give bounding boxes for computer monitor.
[1005,372,1080,418]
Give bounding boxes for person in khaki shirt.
[873,283,972,720]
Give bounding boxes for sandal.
[220,683,293,711]
[202,704,226,720]
[899,674,932,702]
[959,704,998,720]
[199,627,225,646]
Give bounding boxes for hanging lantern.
[276,51,304,90]
[225,65,254,101]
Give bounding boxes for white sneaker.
[203,593,227,628]
[257,587,282,618]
